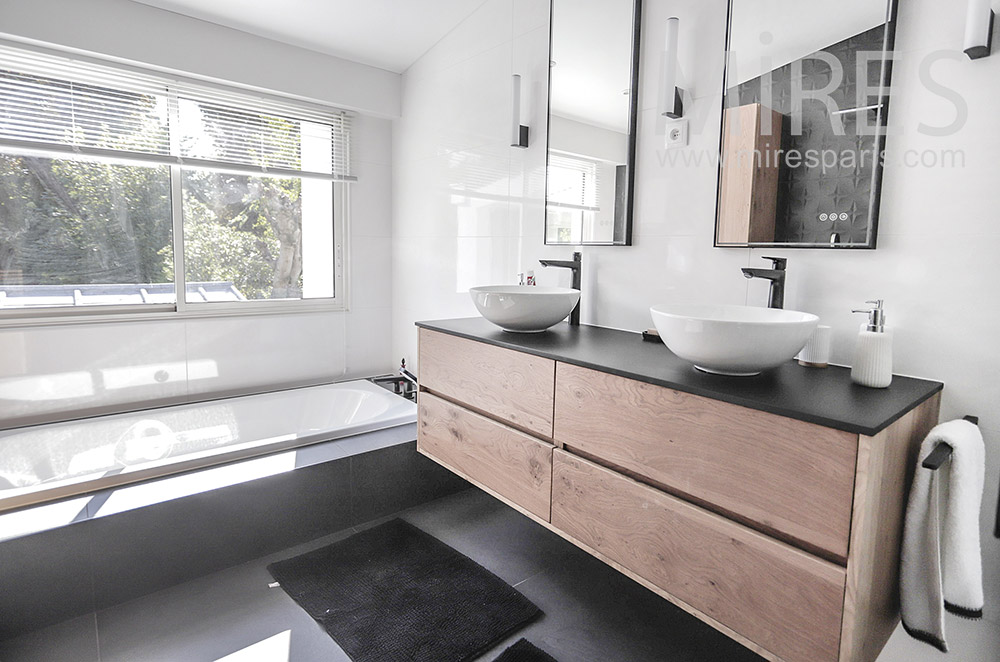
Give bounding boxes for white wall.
[0,0,399,118]
[393,0,999,659]
[0,2,397,427]
[391,0,553,366]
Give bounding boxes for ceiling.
[129,0,488,73]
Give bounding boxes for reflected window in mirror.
[545,0,641,246]
[545,152,610,244]
[715,0,898,249]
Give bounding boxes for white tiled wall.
[392,0,999,657]
[391,0,552,366]
[345,114,396,380]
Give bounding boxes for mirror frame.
[543,0,643,246]
[713,0,899,250]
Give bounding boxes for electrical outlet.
[665,119,689,149]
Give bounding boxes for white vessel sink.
[649,304,819,376]
[470,285,580,333]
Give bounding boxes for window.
[0,43,352,319]
[545,151,601,244]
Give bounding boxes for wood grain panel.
[838,393,940,662]
[717,103,783,244]
[552,450,846,662]
[419,329,555,438]
[555,363,858,561]
[418,391,553,521]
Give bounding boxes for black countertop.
[416,318,944,436]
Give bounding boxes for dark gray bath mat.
[492,638,558,662]
[267,518,540,662]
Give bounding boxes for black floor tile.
[510,547,764,662]
[0,614,99,662]
[94,528,361,662]
[349,441,468,523]
[3,488,770,662]
[400,489,578,587]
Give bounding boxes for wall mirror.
[715,0,897,248]
[544,0,641,246]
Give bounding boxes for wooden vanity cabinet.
[418,329,555,438]
[551,450,845,662]
[415,327,941,662]
[554,362,857,562]
[418,391,554,521]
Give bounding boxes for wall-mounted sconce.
[661,17,684,119]
[965,0,995,59]
[510,74,529,148]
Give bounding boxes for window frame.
[0,43,351,328]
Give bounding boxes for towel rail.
[921,415,979,471]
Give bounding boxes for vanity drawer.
[418,391,553,521]
[551,450,846,662]
[419,329,555,438]
[553,363,858,562]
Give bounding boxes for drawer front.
[418,391,553,521]
[419,329,555,438]
[552,450,846,662]
[554,363,857,561]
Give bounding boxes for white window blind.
[0,43,354,181]
[545,152,600,211]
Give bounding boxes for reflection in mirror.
[716,0,897,248]
[545,0,641,246]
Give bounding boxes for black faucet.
[741,256,787,309]
[539,251,582,325]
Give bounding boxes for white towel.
[900,418,985,652]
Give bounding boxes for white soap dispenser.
[851,299,892,388]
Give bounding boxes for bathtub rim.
[0,376,388,433]
[0,379,416,516]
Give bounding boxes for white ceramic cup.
[798,324,832,367]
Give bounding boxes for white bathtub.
[0,380,416,513]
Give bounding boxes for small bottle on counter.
[526,270,536,286]
[851,299,892,388]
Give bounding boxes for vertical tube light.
[511,74,529,148]
[965,0,995,59]
[661,17,684,118]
